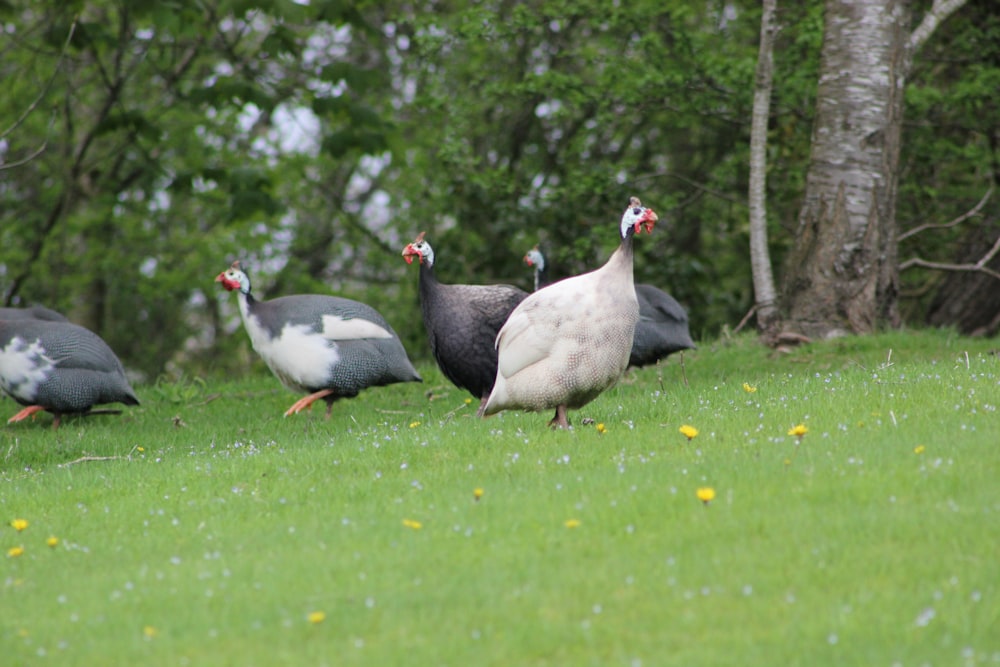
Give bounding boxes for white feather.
[0,336,56,402]
[320,314,393,340]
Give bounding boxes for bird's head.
[524,246,545,271]
[215,261,250,293]
[402,232,434,266]
[620,196,658,238]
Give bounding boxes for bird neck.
[618,230,635,260]
[237,289,256,322]
[418,261,441,297]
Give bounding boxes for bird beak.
[215,272,226,283]
[634,208,658,234]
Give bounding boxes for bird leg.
[284,389,335,417]
[7,405,47,424]
[476,396,489,418]
[547,405,571,430]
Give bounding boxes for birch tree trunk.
[748,0,781,341]
[781,0,911,338]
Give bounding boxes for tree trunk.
[782,0,911,339]
[748,0,781,342]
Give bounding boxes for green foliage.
[899,0,1000,321]
[1,331,997,664]
[0,0,995,382]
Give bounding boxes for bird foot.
[475,397,489,418]
[547,406,571,430]
[284,389,335,417]
[7,405,46,424]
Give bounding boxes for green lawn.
[2,330,998,666]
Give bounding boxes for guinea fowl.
[0,306,69,322]
[484,197,658,429]
[0,319,139,428]
[524,246,694,367]
[215,261,421,418]
[402,233,529,415]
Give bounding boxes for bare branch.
[898,187,993,241]
[0,17,78,173]
[0,17,78,141]
[900,232,1000,282]
[0,136,48,171]
[633,170,748,208]
[909,0,968,56]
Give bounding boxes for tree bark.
[782,0,911,339]
[748,0,781,342]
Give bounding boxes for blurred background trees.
[1,0,996,380]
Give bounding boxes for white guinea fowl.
[483,197,658,428]
[524,246,695,368]
[215,261,421,418]
[0,319,139,428]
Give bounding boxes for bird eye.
[632,207,641,215]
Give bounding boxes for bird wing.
[494,298,556,379]
[319,313,395,341]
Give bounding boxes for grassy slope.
[1,330,998,666]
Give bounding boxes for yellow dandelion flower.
[564,519,581,528]
[742,382,757,393]
[137,446,145,452]
[8,545,25,558]
[679,425,699,440]
[787,424,808,438]
[46,536,59,548]
[596,423,607,434]
[307,611,326,624]
[473,487,484,501]
[408,421,421,428]
[10,518,28,532]
[696,487,716,504]
[402,519,422,530]
[914,445,925,455]
[143,626,157,639]
[464,398,472,405]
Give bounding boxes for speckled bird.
[0,319,139,428]
[524,246,694,367]
[402,233,528,415]
[484,197,658,428]
[215,261,421,418]
[0,306,69,322]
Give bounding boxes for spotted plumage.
[215,261,421,417]
[0,320,139,428]
[525,247,694,367]
[484,197,658,428]
[0,306,69,322]
[402,233,528,415]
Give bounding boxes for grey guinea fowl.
[402,232,529,415]
[0,319,139,428]
[525,246,694,367]
[484,197,658,429]
[215,261,421,418]
[0,306,69,322]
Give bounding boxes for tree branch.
[900,232,1000,282]
[909,0,968,56]
[898,187,993,241]
[0,17,78,141]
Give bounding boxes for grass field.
[2,330,998,666]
